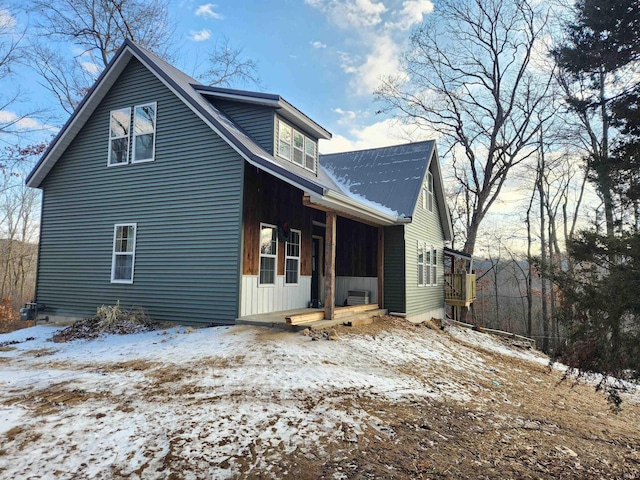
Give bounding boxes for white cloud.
[0,9,16,30]
[390,0,433,29]
[80,61,101,75]
[320,117,435,154]
[305,0,387,29]
[310,40,327,49]
[195,3,223,19]
[332,108,357,120]
[190,29,212,42]
[0,110,57,132]
[348,34,400,95]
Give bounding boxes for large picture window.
[111,223,137,283]
[133,103,157,163]
[285,229,301,285]
[108,107,131,166]
[276,118,317,173]
[259,223,277,285]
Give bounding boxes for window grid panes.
[276,118,317,173]
[111,224,136,283]
[427,172,434,212]
[259,224,277,285]
[285,230,301,285]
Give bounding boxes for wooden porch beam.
[324,211,337,320]
[303,195,381,228]
[377,227,384,309]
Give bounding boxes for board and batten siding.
[383,225,405,314]
[36,57,244,325]
[210,99,275,154]
[404,163,446,322]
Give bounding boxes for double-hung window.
[132,103,157,163]
[425,172,434,212]
[111,223,137,283]
[109,108,131,166]
[276,118,317,173]
[285,229,301,285]
[418,242,437,286]
[259,223,277,285]
[108,102,157,166]
[277,121,292,161]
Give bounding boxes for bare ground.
[0,318,638,479]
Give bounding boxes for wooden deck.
[445,273,477,307]
[236,304,386,331]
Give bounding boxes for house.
[26,40,454,326]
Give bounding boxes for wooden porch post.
[377,227,384,309]
[324,211,337,320]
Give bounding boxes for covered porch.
[238,166,388,323]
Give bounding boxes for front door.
[311,236,324,306]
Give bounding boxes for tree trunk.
[538,162,550,353]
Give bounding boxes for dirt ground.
[0,318,639,479]
[252,320,640,480]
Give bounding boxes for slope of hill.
[0,318,638,479]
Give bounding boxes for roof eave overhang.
[306,190,411,226]
[194,86,332,140]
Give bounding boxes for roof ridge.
[320,139,435,158]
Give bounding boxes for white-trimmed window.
[285,229,301,285]
[418,242,426,286]
[418,242,437,286]
[425,172,434,212]
[108,107,131,166]
[132,102,157,163]
[277,121,292,161]
[111,223,137,283]
[276,118,317,173]
[259,223,277,285]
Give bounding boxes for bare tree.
[27,0,175,114]
[376,0,553,255]
[201,36,262,89]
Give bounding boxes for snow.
[322,165,401,218]
[0,322,636,478]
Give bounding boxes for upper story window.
[276,117,317,173]
[108,102,157,166]
[133,103,157,163]
[109,107,131,166]
[423,171,434,212]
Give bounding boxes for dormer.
[193,85,331,176]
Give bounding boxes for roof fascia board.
[194,88,281,108]
[26,46,132,188]
[308,190,411,226]
[430,145,454,241]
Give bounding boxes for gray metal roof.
[319,141,436,218]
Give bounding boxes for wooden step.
[341,309,387,327]
[286,303,380,325]
[334,303,380,319]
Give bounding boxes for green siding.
[383,225,405,313]
[37,58,244,325]
[404,164,445,318]
[211,99,275,154]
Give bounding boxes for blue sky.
[3,0,436,154]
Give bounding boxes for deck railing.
[444,273,477,303]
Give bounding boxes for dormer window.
[276,117,317,173]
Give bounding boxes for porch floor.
[236,305,385,331]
